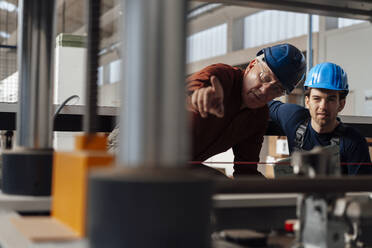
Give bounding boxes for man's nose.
[259,83,270,95]
[319,99,328,109]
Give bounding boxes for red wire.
[189,161,372,166]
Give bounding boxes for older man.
[187,43,306,177]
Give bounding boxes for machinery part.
[6,0,56,196]
[17,0,56,148]
[213,193,297,232]
[87,168,213,248]
[53,95,80,119]
[4,131,13,149]
[52,135,113,237]
[2,149,53,196]
[83,0,101,134]
[217,229,268,247]
[0,130,13,150]
[299,195,347,248]
[214,177,372,194]
[291,145,341,177]
[119,0,188,167]
[273,157,294,177]
[346,198,372,246]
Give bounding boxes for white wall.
[54,45,87,150]
[99,82,120,107]
[54,46,86,105]
[319,22,372,116]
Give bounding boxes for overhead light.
[0,31,10,38]
[0,1,17,12]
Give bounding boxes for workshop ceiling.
[1,0,371,48]
[0,0,117,46]
[198,0,372,21]
[0,0,209,47]
[56,0,115,35]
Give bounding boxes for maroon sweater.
[187,63,269,177]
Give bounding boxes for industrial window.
[338,18,366,28]
[244,10,319,49]
[0,47,17,102]
[109,59,121,84]
[186,23,227,63]
[97,66,103,86]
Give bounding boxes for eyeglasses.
[255,59,285,95]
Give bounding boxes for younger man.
[269,62,372,175]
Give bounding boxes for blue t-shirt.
[268,100,372,175]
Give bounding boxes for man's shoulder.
[189,63,243,81]
[269,101,309,119]
[205,63,243,73]
[269,100,304,110]
[339,124,366,142]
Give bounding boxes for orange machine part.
[52,134,113,237]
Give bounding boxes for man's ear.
[338,98,346,112]
[305,96,310,109]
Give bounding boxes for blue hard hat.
[257,43,306,94]
[304,62,349,93]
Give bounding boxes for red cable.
[189,161,372,166]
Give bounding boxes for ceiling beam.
[197,0,372,20]
[5,0,75,46]
[73,4,120,35]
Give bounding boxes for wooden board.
[10,216,80,242]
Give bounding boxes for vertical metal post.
[307,14,313,73]
[17,0,56,148]
[119,0,188,167]
[83,0,101,134]
[301,14,313,106]
[88,3,212,247]
[2,0,56,196]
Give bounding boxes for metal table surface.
[0,193,368,247]
[0,210,293,248]
[0,212,87,248]
[0,190,51,213]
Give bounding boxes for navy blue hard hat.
[257,43,306,94]
[304,62,348,94]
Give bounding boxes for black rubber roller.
[87,167,213,248]
[2,148,53,196]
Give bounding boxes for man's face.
[242,58,285,109]
[305,88,345,128]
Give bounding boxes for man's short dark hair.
[304,88,348,101]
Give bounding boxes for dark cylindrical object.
[88,168,213,248]
[83,0,101,134]
[2,149,53,196]
[215,177,372,194]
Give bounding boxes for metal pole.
[83,0,101,134]
[17,0,56,148]
[307,14,313,73]
[2,0,56,195]
[88,3,212,247]
[119,0,188,167]
[301,14,313,106]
